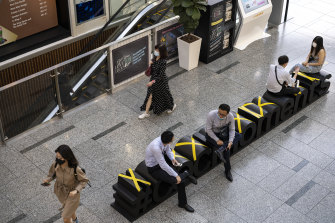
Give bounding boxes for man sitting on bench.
[267,55,300,96]
[205,104,241,182]
[145,131,197,212]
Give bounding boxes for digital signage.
[0,0,58,46]
[241,0,268,14]
[75,0,105,25]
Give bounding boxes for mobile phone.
[41,182,51,186]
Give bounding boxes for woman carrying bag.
[139,45,176,119]
[42,145,89,223]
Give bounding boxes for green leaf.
[195,5,206,11]
[181,0,194,8]
[186,7,195,16]
[196,1,207,6]
[173,0,181,7]
[192,8,201,20]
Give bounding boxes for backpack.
[53,163,91,187]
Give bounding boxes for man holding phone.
[205,104,241,182]
[145,131,197,212]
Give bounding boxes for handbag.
[145,65,151,76]
[219,125,230,142]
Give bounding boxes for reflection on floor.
[1,0,335,222]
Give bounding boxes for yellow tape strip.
[175,137,208,161]
[234,113,252,133]
[298,72,320,82]
[239,105,262,119]
[211,18,223,26]
[172,150,187,159]
[118,168,151,192]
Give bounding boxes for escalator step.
[85,86,99,97]
[75,96,88,106]
[95,75,107,86]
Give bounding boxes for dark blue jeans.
[206,132,241,172]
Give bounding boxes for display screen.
[157,23,184,60]
[112,36,149,85]
[0,0,58,46]
[241,0,268,14]
[75,0,105,25]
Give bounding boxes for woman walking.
[139,45,176,119]
[42,145,89,223]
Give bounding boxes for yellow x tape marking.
[298,72,320,82]
[172,150,187,160]
[175,137,208,161]
[234,113,252,133]
[118,168,151,192]
[239,104,262,119]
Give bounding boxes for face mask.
[312,42,317,48]
[154,51,159,57]
[217,113,225,120]
[56,158,65,165]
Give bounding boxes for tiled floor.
[1,0,335,222]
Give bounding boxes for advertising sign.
[0,0,58,46]
[112,36,149,85]
[157,23,184,60]
[75,0,105,25]
[241,0,269,14]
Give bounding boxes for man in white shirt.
[266,55,300,96]
[145,131,197,212]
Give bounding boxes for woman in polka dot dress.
[139,45,176,119]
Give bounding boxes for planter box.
[177,34,202,71]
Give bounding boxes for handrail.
[0,16,179,92]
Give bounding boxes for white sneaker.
[138,113,150,119]
[167,104,177,114]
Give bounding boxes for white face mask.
[154,51,159,57]
[312,42,317,48]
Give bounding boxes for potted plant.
[172,0,207,71]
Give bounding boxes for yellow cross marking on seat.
[234,113,252,133]
[239,104,262,119]
[298,72,320,82]
[172,150,187,160]
[118,168,151,192]
[175,137,208,161]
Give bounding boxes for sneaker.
[167,104,177,114]
[138,113,150,119]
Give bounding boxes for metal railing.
[0,14,179,143]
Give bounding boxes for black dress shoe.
[215,150,226,164]
[178,204,194,212]
[225,170,233,182]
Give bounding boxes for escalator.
[46,0,175,120]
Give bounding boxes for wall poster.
[112,36,149,85]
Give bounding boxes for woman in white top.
[290,36,326,74]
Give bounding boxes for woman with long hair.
[290,36,326,74]
[42,145,89,223]
[139,44,176,119]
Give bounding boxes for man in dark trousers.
[145,131,197,212]
[205,104,241,182]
